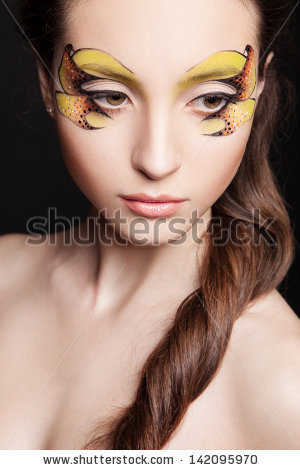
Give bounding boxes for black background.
[0,1,299,314]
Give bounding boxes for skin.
[0,0,300,450]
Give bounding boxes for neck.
[69,204,211,320]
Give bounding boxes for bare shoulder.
[0,232,50,291]
[233,288,300,352]
[239,288,300,354]
[230,289,300,448]
[0,231,63,317]
[0,232,65,448]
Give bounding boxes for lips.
[120,193,188,217]
[121,193,187,203]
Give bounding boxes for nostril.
[131,151,181,181]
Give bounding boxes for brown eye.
[203,95,223,109]
[106,92,127,106]
[188,94,228,114]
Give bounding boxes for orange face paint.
[175,45,256,136]
[55,43,256,136]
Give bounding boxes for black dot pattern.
[202,44,256,137]
[56,44,111,129]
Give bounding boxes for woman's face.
[48,0,263,245]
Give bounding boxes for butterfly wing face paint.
[56,43,256,136]
[55,44,113,130]
[199,45,256,136]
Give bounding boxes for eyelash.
[89,91,129,117]
[88,90,236,117]
[187,92,236,114]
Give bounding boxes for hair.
[19,0,297,449]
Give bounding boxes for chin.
[113,223,189,247]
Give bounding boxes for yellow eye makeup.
[175,45,256,136]
[197,99,256,135]
[55,44,256,136]
[55,44,141,130]
[71,48,142,94]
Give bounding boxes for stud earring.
[46,104,54,115]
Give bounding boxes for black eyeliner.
[82,89,127,98]
[194,91,239,104]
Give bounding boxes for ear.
[256,51,274,101]
[35,54,57,120]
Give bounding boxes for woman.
[0,0,299,450]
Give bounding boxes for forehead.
[58,0,259,84]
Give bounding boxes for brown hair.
[19,0,297,449]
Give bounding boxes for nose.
[131,105,181,180]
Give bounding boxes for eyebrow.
[171,51,247,102]
[80,64,143,93]
[72,49,145,96]
[175,65,242,92]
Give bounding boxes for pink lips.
[120,193,187,217]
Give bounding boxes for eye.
[90,91,130,109]
[202,95,224,109]
[187,93,233,114]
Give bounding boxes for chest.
[0,308,262,450]
[1,350,253,450]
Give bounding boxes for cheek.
[55,115,132,198]
[188,123,251,207]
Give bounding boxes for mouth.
[120,193,188,217]
[121,193,187,203]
